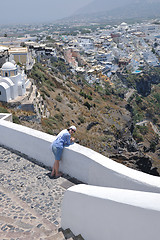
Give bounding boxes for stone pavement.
[0,145,82,240]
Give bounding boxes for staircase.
[0,180,84,240]
[0,145,84,240]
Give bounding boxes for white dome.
[121,22,127,26]
[1,62,17,71]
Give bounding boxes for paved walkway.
[0,145,78,240]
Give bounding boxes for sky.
[0,0,93,25]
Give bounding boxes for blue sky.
[0,0,93,25]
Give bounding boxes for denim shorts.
[52,145,63,161]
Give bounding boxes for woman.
[50,125,76,178]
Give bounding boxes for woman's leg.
[51,146,62,177]
[51,162,56,176]
[51,160,60,177]
[54,160,62,176]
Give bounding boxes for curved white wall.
[0,119,54,168]
[1,119,160,240]
[61,143,160,193]
[62,185,160,240]
[0,119,160,193]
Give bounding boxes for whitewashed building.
[0,61,29,102]
[78,37,94,51]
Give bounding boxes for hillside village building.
[9,47,28,65]
[0,61,30,102]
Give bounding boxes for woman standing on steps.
[50,125,76,178]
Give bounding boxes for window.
[5,72,8,77]
[0,91,1,95]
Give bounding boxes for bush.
[137,125,148,135]
[135,95,142,104]
[0,107,9,113]
[87,95,92,100]
[80,91,92,100]
[55,95,62,102]
[133,128,143,143]
[54,113,63,121]
[150,141,156,152]
[78,115,85,123]
[40,88,50,98]
[84,102,91,110]
[13,115,20,124]
[67,103,73,110]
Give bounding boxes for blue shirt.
[52,129,71,149]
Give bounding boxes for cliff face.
[136,77,151,97]
[136,72,160,97]
[118,69,160,97]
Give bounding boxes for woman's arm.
[64,133,71,146]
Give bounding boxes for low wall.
[0,119,54,168]
[1,120,160,240]
[0,120,160,193]
[62,143,160,193]
[62,185,160,240]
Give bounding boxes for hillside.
[28,62,131,155]
[1,60,160,176]
[23,62,160,175]
[69,0,160,23]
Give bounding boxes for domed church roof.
[1,62,17,71]
[120,22,127,26]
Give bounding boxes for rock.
[103,128,114,135]
[136,156,159,176]
[150,167,159,176]
[86,122,99,131]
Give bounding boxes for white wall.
[1,120,160,240]
[0,120,160,193]
[61,143,160,193]
[0,120,54,167]
[62,185,160,240]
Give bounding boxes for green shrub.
[137,125,148,135]
[55,95,62,102]
[0,107,9,113]
[13,115,20,124]
[84,102,91,110]
[54,113,63,121]
[133,128,143,143]
[40,88,50,98]
[67,103,73,110]
[78,115,85,123]
[150,141,156,152]
[87,95,92,100]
